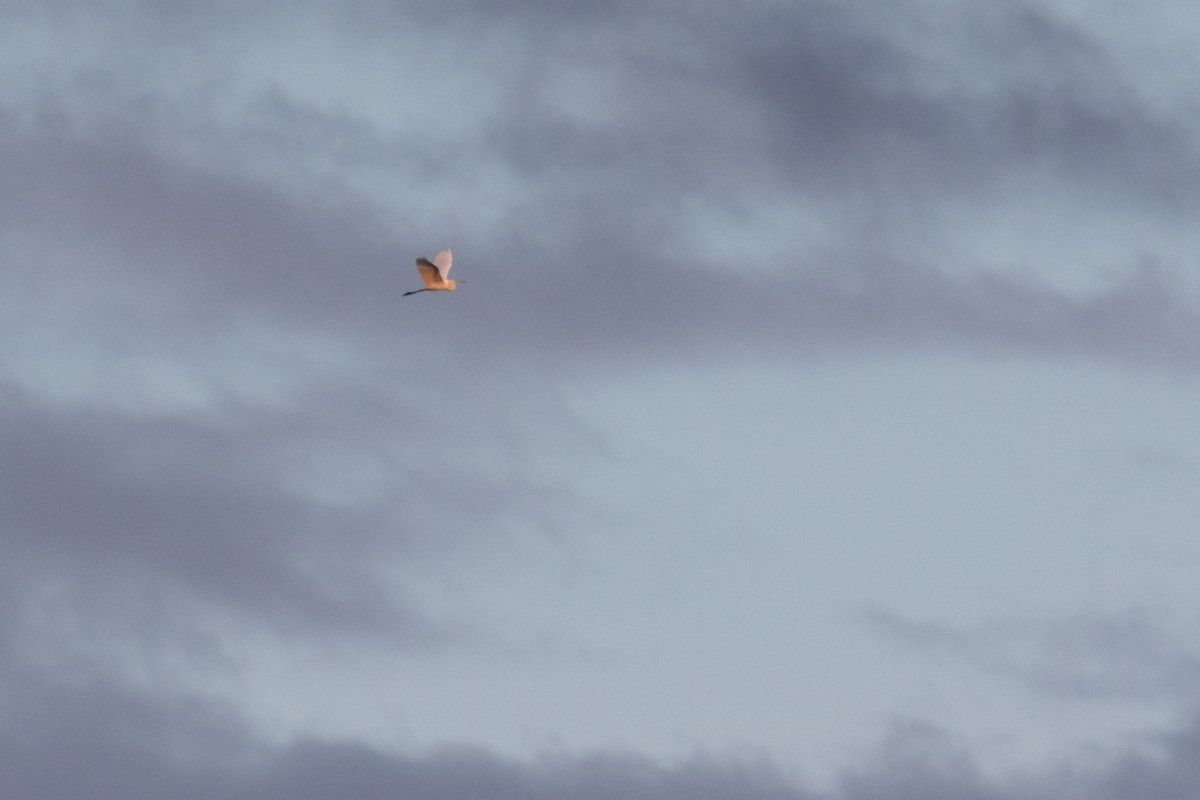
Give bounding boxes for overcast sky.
[4,0,1200,797]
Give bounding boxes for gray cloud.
[740,3,1200,202]
[3,651,1200,800]
[4,109,1199,373]
[0,387,414,638]
[3,2,1198,373]
[0,367,589,648]
[1123,445,1198,474]
[863,607,1200,702]
[466,0,1200,215]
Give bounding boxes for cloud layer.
[3,0,1200,796]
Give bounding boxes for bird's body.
[404,249,462,296]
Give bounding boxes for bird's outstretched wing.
[433,249,452,278]
[415,257,442,288]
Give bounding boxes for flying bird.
[404,249,463,296]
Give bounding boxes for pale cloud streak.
[864,607,1200,702]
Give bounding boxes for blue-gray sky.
[4,0,1200,797]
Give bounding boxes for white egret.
[403,249,463,296]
